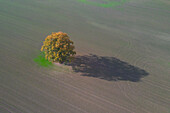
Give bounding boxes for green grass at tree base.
[34,52,53,67]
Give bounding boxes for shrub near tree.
[41,32,76,64]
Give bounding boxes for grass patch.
[77,0,128,8]
[34,52,53,67]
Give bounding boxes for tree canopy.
[41,32,76,64]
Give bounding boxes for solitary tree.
[41,32,76,64]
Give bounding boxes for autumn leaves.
[41,32,76,64]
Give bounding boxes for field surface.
[0,0,170,113]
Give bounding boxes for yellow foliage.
[41,31,76,63]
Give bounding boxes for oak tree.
[41,32,76,64]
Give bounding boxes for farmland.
[0,0,170,113]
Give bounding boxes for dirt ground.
[0,0,170,113]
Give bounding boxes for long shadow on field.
[68,54,148,82]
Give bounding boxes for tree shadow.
[67,54,149,82]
